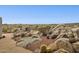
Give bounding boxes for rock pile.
[12,24,79,53]
[40,25,79,53]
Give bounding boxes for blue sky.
[0,5,79,24]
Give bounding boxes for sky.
[0,5,79,24]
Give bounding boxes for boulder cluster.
[40,25,79,53]
[12,24,79,53]
[12,28,42,51]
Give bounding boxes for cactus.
[40,44,47,53]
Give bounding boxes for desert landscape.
[0,24,79,53]
[0,5,79,53]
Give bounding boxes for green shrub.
[13,29,18,32]
[2,27,8,33]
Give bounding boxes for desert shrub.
[2,27,8,33]
[25,27,28,31]
[0,37,2,39]
[62,34,69,38]
[38,26,50,35]
[13,33,20,39]
[13,29,18,32]
[0,35,5,39]
[41,33,47,36]
[21,33,25,37]
[27,33,32,37]
[48,31,52,35]
[47,36,50,39]
[51,34,58,39]
[2,35,5,38]
[32,35,38,38]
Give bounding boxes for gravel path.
[0,33,32,53]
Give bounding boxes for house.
[0,17,2,37]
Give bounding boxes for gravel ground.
[0,33,32,53]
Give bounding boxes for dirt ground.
[0,33,32,53]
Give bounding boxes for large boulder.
[13,33,21,38]
[47,38,74,53]
[69,38,76,43]
[48,30,60,39]
[16,36,42,48]
[47,43,58,52]
[72,41,79,52]
[30,30,40,35]
[76,29,79,38]
[71,28,79,41]
[54,38,74,53]
[34,48,40,53]
[54,48,69,53]
[56,33,69,39]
